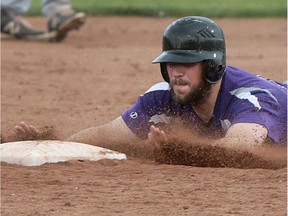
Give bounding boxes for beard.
[170,76,212,105]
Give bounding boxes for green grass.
[28,0,287,18]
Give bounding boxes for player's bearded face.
[170,72,212,105]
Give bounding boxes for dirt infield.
[1,17,287,215]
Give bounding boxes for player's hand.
[148,125,168,150]
[14,121,42,140]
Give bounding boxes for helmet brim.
[152,50,222,64]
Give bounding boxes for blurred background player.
[1,0,85,42]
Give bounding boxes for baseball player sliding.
[14,16,287,167]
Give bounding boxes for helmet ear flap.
[160,63,170,82]
[203,60,226,83]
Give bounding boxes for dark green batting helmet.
[153,16,226,83]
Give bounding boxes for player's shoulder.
[144,82,170,94]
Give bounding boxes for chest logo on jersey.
[130,112,138,119]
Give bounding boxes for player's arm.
[66,116,141,146]
[14,117,141,146]
[215,122,268,148]
[148,122,269,150]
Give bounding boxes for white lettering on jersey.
[220,119,232,132]
[148,113,171,124]
[229,87,278,110]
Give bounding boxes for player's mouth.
[171,79,190,93]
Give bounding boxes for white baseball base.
[0,140,127,166]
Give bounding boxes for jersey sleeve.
[121,82,172,139]
[226,90,286,144]
[121,96,152,139]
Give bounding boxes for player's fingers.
[26,123,40,135]
[151,125,164,138]
[14,122,41,140]
[148,126,157,143]
[159,130,168,142]
[148,132,161,150]
[149,125,158,134]
[151,125,167,141]
[14,125,26,135]
[19,122,40,134]
[149,125,161,140]
[148,126,159,147]
[149,125,168,150]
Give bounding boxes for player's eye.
[167,63,176,68]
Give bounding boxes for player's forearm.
[66,126,112,147]
[211,137,263,149]
[213,137,286,165]
[66,118,141,147]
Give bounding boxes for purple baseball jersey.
[122,66,287,145]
